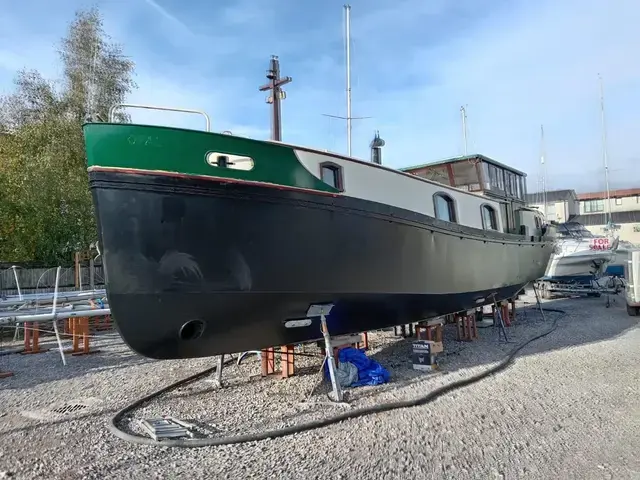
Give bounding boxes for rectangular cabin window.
[482,163,491,190]
[505,172,513,196]
[320,163,343,190]
[321,166,336,187]
[497,168,505,191]
[452,161,481,191]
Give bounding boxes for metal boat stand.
[308,303,343,402]
[490,295,510,343]
[207,353,236,388]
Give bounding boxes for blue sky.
[0,0,638,193]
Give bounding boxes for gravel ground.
[0,290,638,479]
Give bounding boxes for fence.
[0,265,105,296]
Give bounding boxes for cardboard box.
[412,341,436,371]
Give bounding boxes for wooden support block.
[93,315,112,332]
[357,332,369,350]
[509,299,517,322]
[456,312,478,341]
[0,370,13,379]
[280,345,295,378]
[416,322,444,342]
[500,301,511,327]
[64,317,99,356]
[20,322,49,355]
[261,347,276,376]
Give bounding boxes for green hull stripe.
[82,123,339,193]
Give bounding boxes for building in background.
[524,189,579,223]
[573,188,640,244]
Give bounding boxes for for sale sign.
[589,237,610,250]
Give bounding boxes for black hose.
[108,306,566,448]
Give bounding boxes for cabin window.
[481,205,498,230]
[615,197,622,205]
[534,216,541,230]
[319,162,344,190]
[433,193,457,223]
[205,152,254,170]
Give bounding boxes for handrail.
[108,103,211,132]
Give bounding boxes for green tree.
[0,7,136,264]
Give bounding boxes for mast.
[460,105,468,156]
[540,124,548,222]
[598,73,612,226]
[259,55,292,141]
[344,4,353,156]
[322,5,370,152]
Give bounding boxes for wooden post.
[261,347,276,376]
[357,332,369,350]
[500,301,511,327]
[280,345,295,378]
[509,299,517,323]
[456,312,478,341]
[65,317,99,356]
[74,252,81,289]
[20,322,49,354]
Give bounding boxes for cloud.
[144,0,191,33]
[141,0,190,31]
[0,0,638,193]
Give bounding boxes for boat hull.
[543,246,614,283]
[90,170,553,359]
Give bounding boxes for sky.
[0,0,638,193]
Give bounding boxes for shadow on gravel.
[368,294,639,383]
[0,334,155,390]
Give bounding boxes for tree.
[0,7,136,264]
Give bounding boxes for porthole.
[205,152,254,170]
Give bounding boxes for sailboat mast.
[460,105,468,156]
[344,4,353,157]
[598,73,612,225]
[540,124,548,222]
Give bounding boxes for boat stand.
[531,281,554,321]
[308,303,343,402]
[207,353,235,388]
[490,296,510,343]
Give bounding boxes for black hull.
[90,171,553,359]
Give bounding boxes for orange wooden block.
[456,313,478,341]
[64,317,99,356]
[21,322,49,354]
[261,347,276,376]
[281,345,295,378]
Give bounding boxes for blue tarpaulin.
[324,347,390,387]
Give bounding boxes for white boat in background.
[543,222,617,283]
